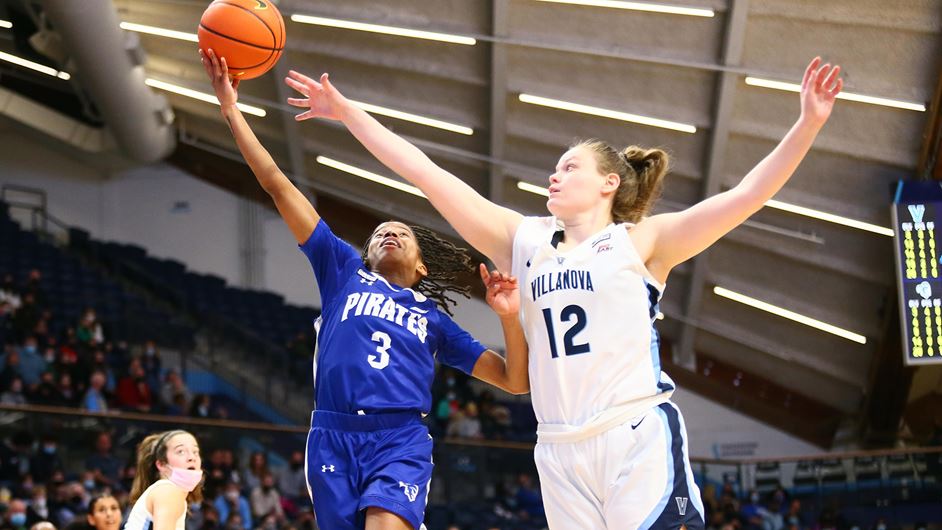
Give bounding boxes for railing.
[1,184,71,244]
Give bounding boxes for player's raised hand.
[480,264,519,318]
[200,48,239,107]
[285,71,349,122]
[800,56,843,127]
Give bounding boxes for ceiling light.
[316,156,426,198]
[745,77,926,112]
[0,20,12,29]
[290,14,476,45]
[517,181,548,196]
[144,78,266,117]
[0,51,70,80]
[535,0,714,17]
[120,21,198,43]
[765,199,893,237]
[713,286,867,344]
[351,100,473,135]
[519,93,697,133]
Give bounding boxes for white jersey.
[124,480,187,530]
[512,217,674,438]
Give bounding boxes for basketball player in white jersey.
[126,430,203,530]
[285,56,843,529]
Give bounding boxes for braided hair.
[361,224,473,315]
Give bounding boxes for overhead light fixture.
[519,93,697,133]
[316,156,426,198]
[351,99,473,135]
[0,19,12,29]
[765,199,894,237]
[120,21,198,43]
[745,77,926,112]
[535,0,714,17]
[517,181,548,196]
[0,51,70,80]
[713,286,867,344]
[290,14,476,46]
[144,78,267,117]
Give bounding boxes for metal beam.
[488,0,510,203]
[675,0,749,370]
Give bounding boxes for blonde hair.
[129,430,202,504]
[575,139,670,224]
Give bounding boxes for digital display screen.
[893,181,942,365]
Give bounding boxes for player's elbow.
[504,380,530,395]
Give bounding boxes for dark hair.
[574,139,670,224]
[129,430,203,504]
[87,494,119,516]
[362,223,473,315]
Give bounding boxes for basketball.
[197,0,285,80]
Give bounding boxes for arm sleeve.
[298,219,364,307]
[435,312,487,375]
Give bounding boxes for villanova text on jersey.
[530,269,595,301]
[340,291,429,343]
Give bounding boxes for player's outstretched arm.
[469,264,529,395]
[642,57,843,277]
[285,71,521,271]
[201,49,318,244]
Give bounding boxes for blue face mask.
[42,445,56,455]
[10,513,26,526]
[23,346,36,355]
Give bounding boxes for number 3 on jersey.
[542,305,590,358]
[369,331,391,369]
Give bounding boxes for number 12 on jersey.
[542,305,590,358]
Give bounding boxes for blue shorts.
[305,410,433,530]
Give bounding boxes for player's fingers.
[231,78,240,91]
[478,263,490,283]
[286,98,309,108]
[294,110,316,121]
[802,56,820,89]
[285,76,310,97]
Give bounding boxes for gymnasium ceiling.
[0,0,940,447]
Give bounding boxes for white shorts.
[533,402,704,530]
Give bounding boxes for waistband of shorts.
[311,410,422,432]
[536,393,672,444]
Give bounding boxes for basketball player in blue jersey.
[201,49,528,530]
[286,56,843,529]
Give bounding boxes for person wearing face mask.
[15,338,45,388]
[2,499,29,530]
[212,482,250,530]
[29,436,62,484]
[126,430,203,530]
[248,474,282,525]
[85,494,121,530]
[25,486,49,526]
[76,309,104,347]
[276,452,306,506]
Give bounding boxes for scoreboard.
[893,181,942,365]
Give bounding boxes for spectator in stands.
[447,402,483,439]
[0,350,23,391]
[214,482,251,530]
[84,433,121,490]
[478,391,512,440]
[30,435,62,484]
[76,309,104,348]
[85,494,121,530]
[56,373,77,407]
[2,499,30,530]
[190,502,221,530]
[115,359,152,413]
[1,376,27,405]
[160,371,191,413]
[0,274,21,312]
[276,451,306,506]
[248,473,282,523]
[81,371,108,413]
[53,482,90,528]
[30,372,61,406]
[21,270,45,308]
[26,485,50,527]
[14,337,46,387]
[189,394,214,419]
[741,490,764,530]
[242,453,269,493]
[784,499,804,530]
[89,351,115,394]
[140,341,161,392]
[513,473,544,522]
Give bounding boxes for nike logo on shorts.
[631,417,644,430]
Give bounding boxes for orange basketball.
[198,0,285,80]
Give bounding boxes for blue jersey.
[300,219,486,415]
